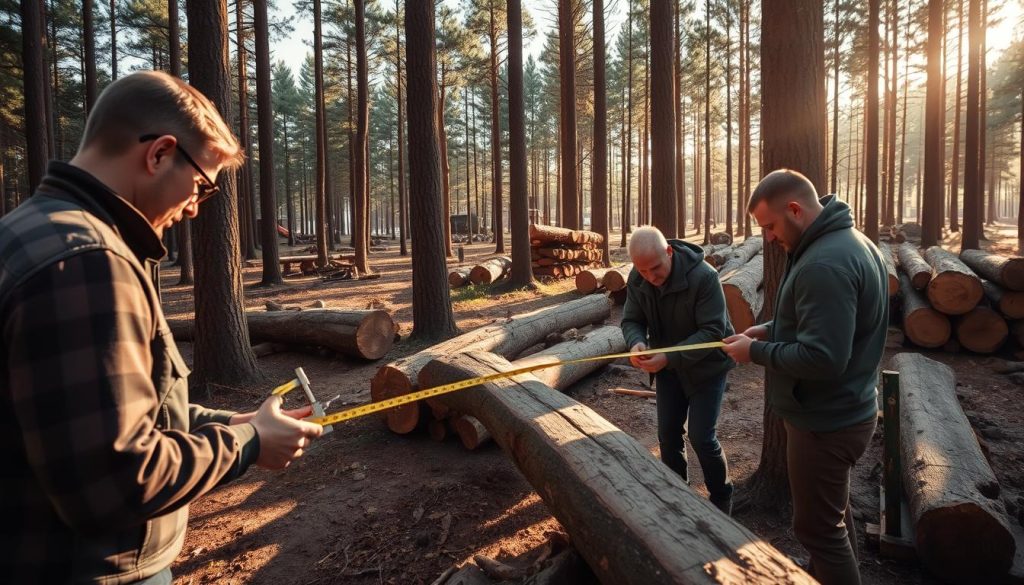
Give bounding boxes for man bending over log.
[621,226,735,514]
[722,169,888,585]
[0,72,323,584]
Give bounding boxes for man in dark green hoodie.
[621,226,735,514]
[723,170,887,585]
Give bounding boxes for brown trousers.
[786,418,876,585]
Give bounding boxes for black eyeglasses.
[139,134,220,204]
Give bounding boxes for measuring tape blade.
[305,341,726,427]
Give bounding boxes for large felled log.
[982,280,1024,319]
[575,267,612,294]
[717,237,763,276]
[891,353,1016,582]
[709,231,733,245]
[955,306,1009,354]
[419,351,814,585]
[897,243,932,289]
[168,309,395,360]
[510,326,626,390]
[469,256,512,285]
[370,295,611,434]
[878,243,899,298]
[721,255,764,333]
[708,244,737,267]
[924,246,984,315]
[600,263,633,292]
[899,273,951,348]
[960,249,1024,291]
[449,266,472,288]
[529,223,604,246]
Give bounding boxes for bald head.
[628,226,670,260]
[628,226,673,287]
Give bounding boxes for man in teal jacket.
[723,169,887,585]
[621,226,735,514]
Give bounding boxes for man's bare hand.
[722,334,754,364]
[249,396,323,470]
[229,404,313,426]
[629,342,648,369]
[741,325,769,341]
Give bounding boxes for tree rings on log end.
[955,307,1009,354]
[356,310,398,360]
[369,366,422,434]
[904,308,952,348]
[927,273,984,315]
[916,503,1016,582]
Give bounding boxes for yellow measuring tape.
[287,341,726,427]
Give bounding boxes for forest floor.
[166,224,1024,585]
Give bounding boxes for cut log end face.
[927,274,984,315]
[904,310,952,348]
[917,504,1016,580]
[955,307,1009,354]
[369,367,420,434]
[576,272,601,294]
[355,311,398,360]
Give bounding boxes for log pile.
[892,245,1020,355]
[891,353,1017,583]
[530,224,604,279]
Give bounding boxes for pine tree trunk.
[109,0,117,80]
[951,0,964,232]
[558,0,578,230]
[438,74,453,257]
[253,0,283,285]
[592,0,610,264]
[703,0,711,243]
[726,7,734,236]
[83,0,98,113]
[405,0,458,341]
[20,0,48,194]
[354,0,371,274]
[866,0,881,242]
[396,1,408,256]
[744,0,827,510]
[185,0,261,391]
[961,0,982,251]
[897,14,910,226]
[621,1,633,248]
[506,0,535,289]
[922,0,945,248]
[313,0,329,266]
[650,0,677,237]
[675,0,685,238]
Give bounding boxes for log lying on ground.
[449,266,472,288]
[511,326,626,390]
[370,295,611,434]
[717,237,763,276]
[924,246,984,315]
[575,267,612,294]
[955,306,1009,354]
[899,273,951,348]
[600,263,633,292]
[878,243,899,298]
[722,255,764,333]
[960,249,1024,291]
[891,352,1016,583]
[709,231,733,245]
[469,256,512,285]
[982,280,1024,319]
[708,244,737,267]
[420,351,814,585]
[897,243,932,289]
[168,309,396,360]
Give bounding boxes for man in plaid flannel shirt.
[0,71,323,584]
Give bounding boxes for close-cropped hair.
[748,169,818,212]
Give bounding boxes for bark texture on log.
[601,263,634,292]
[960,250,1024,291]
[892,352,1016,582]
[924,246,984,315]
[169,309,395,360]
[897,243,932,290]
[529,223,604,245]
[370,295,611,434]
[470,256,512,285]
[878,243,899,298]
[511,326,626,390]
[420,351,815,585]
[982,280,1024,319]
[899,273,951,348]
[717,237,763,277]
[722,255,764,333]
[955,306,1009,354]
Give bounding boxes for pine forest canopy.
[2,0,1023,252]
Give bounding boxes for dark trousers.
[654,370,733,506]
[785,418,876,585]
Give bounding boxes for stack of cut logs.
[529,224,604,279]
[449,256,512,288]
[894,244,1023,354]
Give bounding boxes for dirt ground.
[165,226,1024,585]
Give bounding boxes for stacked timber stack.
[600,263,633,305]
[894,245,1021,354]
[530,224,604,280]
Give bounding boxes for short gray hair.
[628,226,669,259]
